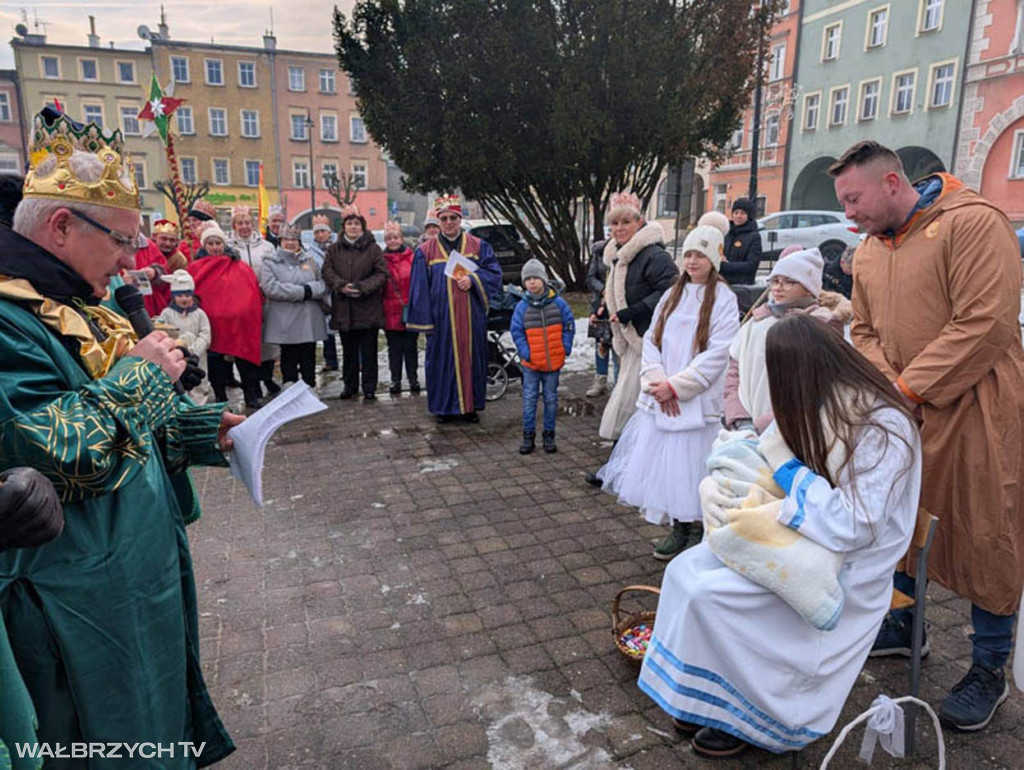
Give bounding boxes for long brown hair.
[765,314,916,488]
[651,267,725,353]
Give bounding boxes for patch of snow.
[419,457,461,474]
[389,622,402,630]
[405,592,429,605]
[371,502,386,509]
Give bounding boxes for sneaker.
[939,664,1009,731]
[653,521,693,562]
[868,613,930,658]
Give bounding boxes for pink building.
[955,0,1024,224]
[0,70,26,173]
[270,46,387,230]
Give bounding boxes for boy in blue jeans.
[511,259,575,454]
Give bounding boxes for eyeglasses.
[438,214,460,223]
[768,277,799,288]
[69,209,139,254]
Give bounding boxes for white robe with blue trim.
[638,406,921,752]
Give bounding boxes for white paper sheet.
[443,251,479,279]
[227,381,328,507]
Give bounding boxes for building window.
[238,62,256,88]
[0,93,11,123]
[83,104,104,129]
[80,58,98,81]
[1010,131,1024,178]
[770,43,786,81]
[350,116,368,143]
[120,106,141,135]
[180,157,197,184]
[319,69,336,93]
[116,61,135,84]
[244,160,261,187]
[291,113,308,140]
[859,80,880,120]
[829,86,849,126]
[41,56,60,79]
[823,23,842,61]
[867,7,888,48]
[209,108,228,136]
[778,0,791,14]
[713,183,728,213]
[171,56,190,83]
[133,161,146,190]
[176,106,194,135]
[321,113,338,142]
[0,151,19,171]
[764,114,780,146]
[803,93,820,131]
[921,0,943,32]
[322,161,338,180]
[893,71,916,114]
[212,159,229,186]
[293,160,309,188]
[205,59,224,86]
[351,162,367,190]
[288,67,306,92]
[930,62,955,108]
[730,125,744,150]
[241,109,260,137]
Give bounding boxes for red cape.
[132,240,170,316]
[188,256,263,364]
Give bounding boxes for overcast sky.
[0,1,356,68]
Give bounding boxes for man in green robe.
[0,107,238,767]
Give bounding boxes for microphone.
[115,284,188,394]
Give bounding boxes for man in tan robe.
[832,140,1024,732]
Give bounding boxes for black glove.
[179,350,206,392]
[303,285,313,301]
[0,467,65,551]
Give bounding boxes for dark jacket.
[614,242,679,337]
[585,240,608,314]
[720,199,762,285]
[322,231,388,332]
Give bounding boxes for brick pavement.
[188,372,1023,769]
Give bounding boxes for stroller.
[486,287,524,401]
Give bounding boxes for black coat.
[586,240,608,314]
[615,242,679,337]
[720,219,762,285]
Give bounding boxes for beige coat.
[851,175,1024,615]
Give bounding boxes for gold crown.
[311,213,331,228]
[152,218,179,235]
[24,107,140,211]
[433,193,461,213]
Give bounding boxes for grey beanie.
[521,258,549,285]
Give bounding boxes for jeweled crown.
[433,193,462,214]
[24,107,140,211]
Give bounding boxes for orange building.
[706,0,802,217]
[0,70,25,172]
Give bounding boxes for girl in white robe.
[597,225,739,560]
[638,313,922,759]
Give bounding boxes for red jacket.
[382,247,414,331]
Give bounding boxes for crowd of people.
[1,102,1022,767]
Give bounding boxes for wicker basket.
[611,585,660,663]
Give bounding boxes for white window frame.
[237,61,257,88]
[865,5,889,49]
[857,77,882,121]
[176,106,194,135]
[1009,129,1024,179]
[205,59,224,86]
[293,160,310,189]
[79,57,99,82]
[320,113,338,142]
[319,69,336,93]
[244,160,261,187]
[927,58,957,109]
[82,102,105,130]
[133,159,147,190]
[730,124,744,149]
[290,112,309,141]
[822,22,843,62]
[288,66,306,92]
[180,156,197,185]
[764,113,780,146]
[351,162,368,190]
[349,115,368,143]
[208,107,228,137]
[802,91,822,132]
[918,0,944,33]
[40,55,61,80]
[115,60,136,84]
[770,42,786,81]
[0,151,20,171]
[828,85,850,127]
[890,68,917,115]
[240,109,260,138]
[321,161,339,180]
[170,56,190,84]
[212,158,230,186]
[119,105,141,136]
[0,93,12,123]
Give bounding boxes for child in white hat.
[594,225,740,561]
[156,269,213,404]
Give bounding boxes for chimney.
[158,5,169,39]
[87,16,100,48]
[263,33,277,51]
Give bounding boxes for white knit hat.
[160,269,195,293]
[201,223,227,246]
[697,210,730,237]
[769,247,823,298]
[681,225,725,271]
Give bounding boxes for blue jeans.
[893,571,1017,670]
[595,346,620,380]
[522,369,560,433]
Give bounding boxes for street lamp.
[748,1,772,212]
[305,114,315,220]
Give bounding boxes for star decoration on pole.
[137,73,185,143]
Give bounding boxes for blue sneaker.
[939,664,1009,731]
[868,612,929,658]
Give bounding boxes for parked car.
[757,210,861,262]
[461,218,532,282]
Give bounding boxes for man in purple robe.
[407,194,503,423]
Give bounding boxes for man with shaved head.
[832,140,1024,732]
